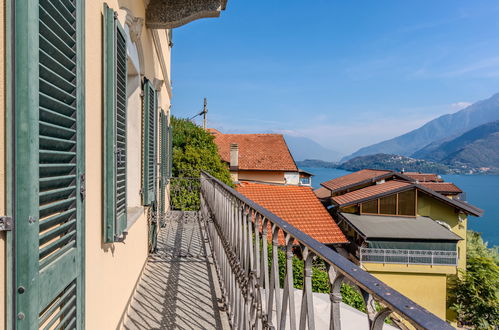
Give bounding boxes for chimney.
[230,143,239,170]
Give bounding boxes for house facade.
[0,1,227,328]
[209,129,313,185]
[316,170,482,322]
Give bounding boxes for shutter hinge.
[0,216,13,231]
[80,173,86,199]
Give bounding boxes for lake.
[302,167,499,247]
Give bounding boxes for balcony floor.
[124,211,230,330]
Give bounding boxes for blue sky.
[170,1,499,155]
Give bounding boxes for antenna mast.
[203,97,207,130]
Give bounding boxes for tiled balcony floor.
[124,211,230,330]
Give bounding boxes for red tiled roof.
[419,182,462,194]
[321,169,394,192]
[403,172,443,182]
[207,128,222,135]
[332,180,412,206]
[237,182,348,244]
[212,133,298,171]
[314,187,331,199]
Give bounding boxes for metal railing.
[360,248,458,266]
[199,172,453,330]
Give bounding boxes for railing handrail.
[201,171,453,329]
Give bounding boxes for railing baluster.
[328,267,343,330]
[300,247,315,330]
[281,234,297,330]
[269,224,281,328]
[199,172,455,330]
[261,218,270,327]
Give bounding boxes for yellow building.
[317,169,482,322]
[0,0,227,328]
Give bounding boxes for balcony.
[125,172,453,329]
[360,248,458,266]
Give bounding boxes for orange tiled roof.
[332,180,412,206]
[419,182,462,194]
[321,169,394,192]
[314,187,331,199]
[237,182,348,244]
[212,133,298,171]
[403,172,443,182]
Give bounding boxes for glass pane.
[362,199,378,214]
[380,194,397,215]
[398,190,416,216]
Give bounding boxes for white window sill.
[126,206,144,231]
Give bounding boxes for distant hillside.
[343,92,499,161]
[296,159,339,168]
[338,154,453,174]
[284,135,342,162]
[413,120,499,173]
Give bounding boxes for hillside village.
[210,128,483,325]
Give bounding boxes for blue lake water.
[302,167,499,247]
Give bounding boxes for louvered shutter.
[103,4,128,243]
[142,80,157,205]
[168,125,173,178]
[159,110,168,222]
[14,0,84,327]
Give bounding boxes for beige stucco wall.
[237,170,285,183]
[84,1,171,328]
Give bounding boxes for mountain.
[342,92,499,161]
[338,154,452,174]
[284,135,342,162]
[413,120,499,172]
[296,159,339,168]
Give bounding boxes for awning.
[339,212,463,241]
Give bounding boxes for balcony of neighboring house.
[124,173,453,330]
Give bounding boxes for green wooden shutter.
[14,0,85,328]
[103,3,128,243]
[142,80,157,205]
[168,125,173,178]
[159,110,167,223]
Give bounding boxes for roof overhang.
[320,171,415,194]
[146,0,228,29]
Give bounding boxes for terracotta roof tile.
[212,133,298,171]
[237,182,348,244]
[321,169,394,192]
[403,172,443,182]
[314,187,331,199]
[332,180,412,206]
[419,182,462,194]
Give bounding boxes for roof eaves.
[333,184,415,207]
[320,171,397,192]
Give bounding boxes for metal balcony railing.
[199,172,453,330]
[360,248,458,266]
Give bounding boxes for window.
[142,79,157,205]
[398,189,416,216]
[380,194,397,215]
[361,200,378,214]
[103,4,128,243]
[360,189,416,216]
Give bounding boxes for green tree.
[170,117,233,209]
[450,231,499,329]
